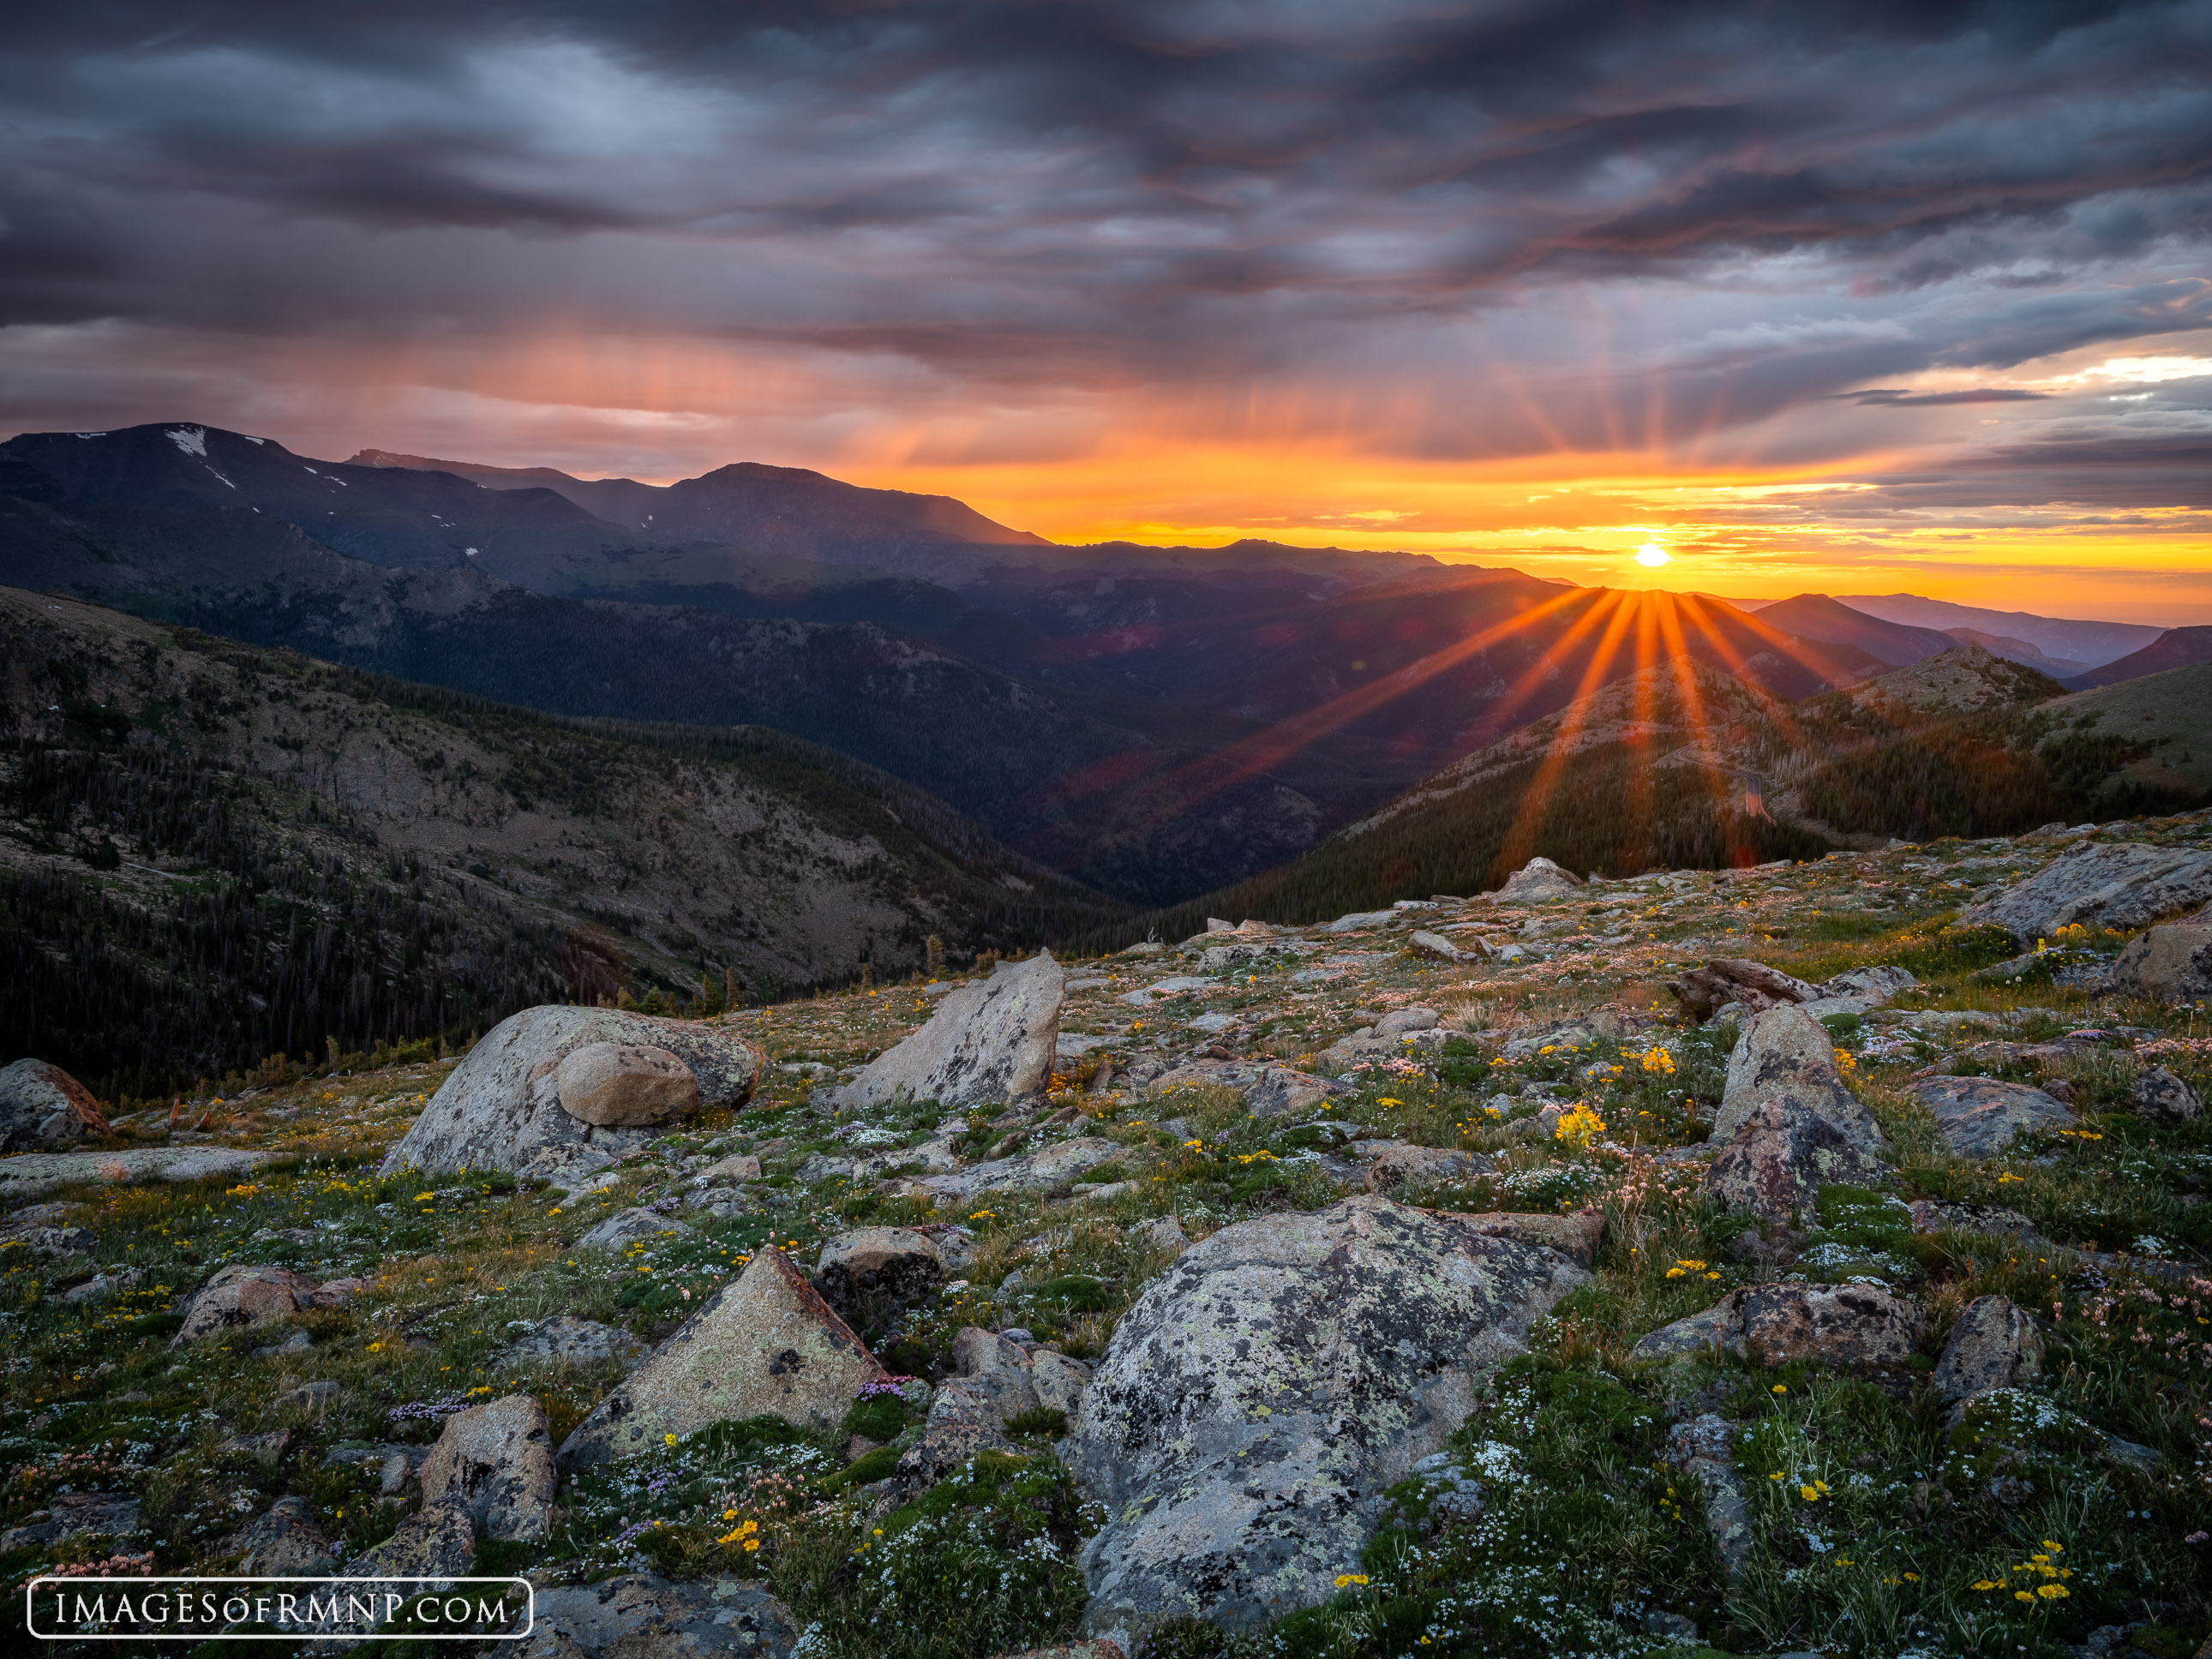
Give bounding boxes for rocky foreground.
[3,813,2210,1659]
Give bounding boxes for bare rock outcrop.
[2109,920,2212,1003]
[420,1393,558,1542]
[558,1246,884,1470]
[1912,1075,2073,1157]
[1495,856,1585,902]
[1712,1004,1885,1152]
[1932,1295,2042,1403]
[1705,1099,1887,1224]
[1070,1194,1587,1639]
[0,1058,111,1152]
[836,952,1063,1111]
[1668,959,1821,1023]
[1961,839,2212,943]
[380,1006,762,1176]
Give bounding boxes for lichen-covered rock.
[379,1006,762,1176]
[1933,1296,2042,1403]
[558,1246,884,1470]
[1362,1143,1494,1192]
[1705,1099,1888,1224]
[1913,1075,2073,1157]
[1070,1194,1588,1638]
[1457,1209,1605,1266]
[420,1393,557,1541]
[835,952,1063,1111]
[1740,1282,1923,1369]
[170,1262,323,1350]
[352,1493,474,1581]
[812,1226,943,1315]
[554,1043,701,1128]
[0,1058,110,1152]
[901,1327,1041,1481]
[1712,1005,1885,1152]
[1817,965,1919,1003]
[1130,1215,1190,1256]
[1631,1290,1752,1362]
[232,1495,334,1576]
[898,1136,1122,1206]
[0,1145,267,1202]
[1961,839,2212,943]
[1668,958,1821,1023]
[494,1315,647,1372]
[574,1207,694,1252]
[2131,1064,2202,1125]
[1495,856,1584,902]
[1661,1416,1751,1578]
[518,1575,794,1659]
[1031,1349,1094,1416]
[2108,921,2212,1003]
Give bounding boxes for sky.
[3,2,2210,620]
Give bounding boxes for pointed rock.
[1706,1099,1887,1225]
[557,1246,884,1470]
[1495,856,1584,902]
[836,952,1064,1111]
[1933,1296,2042,1403]
[170,1263,323,1349]
[1713,1004,1885,1151]
[420,1393,557,1541]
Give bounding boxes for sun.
[1635,542,1671,568]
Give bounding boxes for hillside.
[1754,592,1957,665]
[2062,625,2212,690]
[2044,662,2212,798]
[1834,592,2161,667]
[0,588,1120,1094]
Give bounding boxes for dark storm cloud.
[1,0,2209,509]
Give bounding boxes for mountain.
[0,586,1120,1094]
[1753,593,1957,667]
[2043,662,2212,798]
[2059,626,2212,690]
[1832,593,2160,668]
[1941,627,2091,679]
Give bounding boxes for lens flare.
[1636,542,1670,567]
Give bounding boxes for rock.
[1244,1066,1346,1119]
[1705,1099,1888,1225]
[1362,1143,1494,1191]
[170,1262,323,1349]
[0,1059,110,1152]
[2108,922,2212,1003]
[0,1201,93,1253]
[1741,1282,1922,1369]
[1322,910,1395,933]
[496,1315,649,1371]
[1406,1450,1486,1528]
[63,1270,139,1303]
[1712,1005,1885,1152]
[1374,1007,1441,1036]
[1817,965,1918,1003]
[812,1227,943,1313]
[1130,1215,1190,1256]
[1458,1209,1605,1266]
[1408,931,1473,963]
[279,1380,343,1410]
[1660,1416,1750,1579]
[1933,1296,2042,1404]
[1495,856,1585,902]
[897,1136,1122,1206]
[2132,1065,2202,1124]
[50,1490,142,1539]
[574,1207,694,1252]
[1633,1284,1921,1370]
[420,1393,557,1542]
[234,1495,334,1575]
[987,1644,1125,1659]
[554,1043,702,1128]
[1906,1199,2038,1239]
[218,1429,293,1458]
[0,1145,267,1202]
[1031,1349,1094,1416]
[1071,1194,1588,1636]
[1668,958,1821,1022]
[1912,1075,2074,1157]
[380,1006,762,1176]
[902,1327,1041,1480]
[1961,840,2212,943]
[836,952,1064,1111]
[353,1494,476,1582]
[559,1245,884,1470]
[698,1152,764,1184]
[519,1575,794,1659]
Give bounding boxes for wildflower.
[664,1434,678,1447]
[2036,1584,2068,1600]
[1771,1384,1787,1394]
[1376,1097,1401,1108]
[1333,1573,1370,1588]
[1971,1581,2001,1591]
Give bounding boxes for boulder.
[170,1263,323,1349]
[1661,1416,1751,1578]
[1244,1066,1346,1119]
[0,1145,267,1201]
[553,1044,701,1128]
[812,1227,944,1314]
[1458,1209,1605,1266]
[1495,856,1585,902]
[0,1059,110,1152]
[1816,965,1918,1003]
[1032,1349,1094,1416]
[1668,959,1821,1023]
[2108,922,2212,1003]
[1932,1296,2042,1404]
[1071,1194,1587,1637]
[1961,839,2212,943]
[2132,1065,2202,1124]
[574,1207,694,1252]
[1322,910,1395,933]
[420,1393,557,1542]
[495,1315,647,1372]
[1362,1144,1494,1192]
[1712,1005,1885,1152]
[558,1246,884,1470]
[1632,1284,1921,1370]
[836,952,1064,1111]
[232,1495,334,1576]
[352,1493,475,1581]
[1906,1198,2037,1240]
[1912,1075,2073,1157]
[1705,1099,1888,1224]
[1408,931,1473,963]
[519,1575,795,1659]
[1130,1215,1190,1257]
[897,1136,1122,1206]
[902,1327,1041,1481]
[1374,1008,1441,1037]
[379,1006,762,1176]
